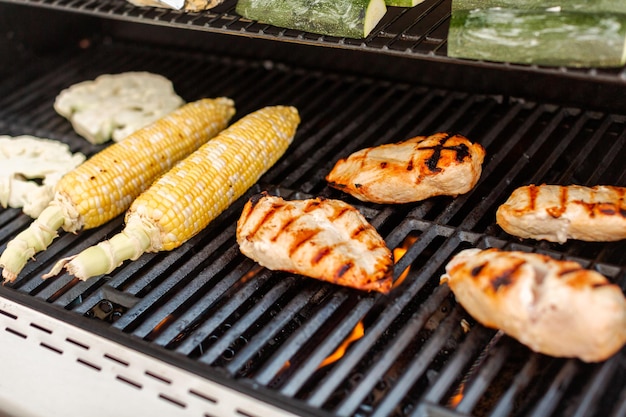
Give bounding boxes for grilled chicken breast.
[236,193,393,293]
[325,132,485,204]
[496,184,626,243]
[442,248,626,362]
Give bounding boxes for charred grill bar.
[0,1,625,416]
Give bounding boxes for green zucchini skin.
[385,0,423,6]
[451,0,626,13]
[236,0,387,39]
[447,8,626,67]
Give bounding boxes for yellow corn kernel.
[50,106,300,281]
[1,98,236,282]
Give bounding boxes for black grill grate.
[0,37,625,417]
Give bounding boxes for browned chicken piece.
[442,248,626,362]
[496,184,626,243]
[236,193,394,293]
[325,132,486,204]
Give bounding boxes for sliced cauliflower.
[54,72,185,144]
[126,0,225,11]
[0,135,86,218]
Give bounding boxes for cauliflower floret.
[0,135,86,218]
[54,72,185,144]
[126,0,225,11]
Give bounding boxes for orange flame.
[392,233,419,288]
[449,383,465,408]
[318,321,365,369]
[241,264,264,283]
[154,314,175,332]
[146,314,175,340]
[316,233,418,370]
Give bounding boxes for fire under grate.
[0,38,625,417]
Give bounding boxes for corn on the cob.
[45,105,300,281]
[1,98,236,282]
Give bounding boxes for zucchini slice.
[447,8,626,68]
[451,0,626,13]
[236,0,387,39]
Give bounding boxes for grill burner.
[0,23,625,417]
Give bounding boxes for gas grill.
[0,1,625,416]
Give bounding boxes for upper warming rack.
[4,0,626,112]
[2,0,626,79]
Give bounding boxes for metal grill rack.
[0,36,625,417]
[3,0,626,112]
